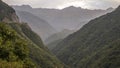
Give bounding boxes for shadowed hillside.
[52,6,120,68]
[0,1,67,68]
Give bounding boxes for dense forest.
[52,6,120,68]
[0,1,67,68]
[0,22,35,68]
[9,23,67,68]
[0,0,120,68]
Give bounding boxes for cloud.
[58,0,120,9]
[2,0,120,9]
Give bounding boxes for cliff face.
[2,13,19,22]
[11,13,19,22]
[0,0,19,22]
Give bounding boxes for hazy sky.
[3,0,120,9]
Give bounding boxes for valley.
[0,0,120,68]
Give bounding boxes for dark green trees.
[0,23,35,68]
[52,6,120,68]
[9,23,67,68]
[0,0,67,68]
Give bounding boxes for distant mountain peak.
[21,5,32,8]
[106,7,114,11]
[116,5,120,10]
[110,5,120,12]
[63,6,82,10]
[12,5,33,10]
[67,6,76,8]
[11,5,32,8]
[62,29,74,32]
[52,5,120,68]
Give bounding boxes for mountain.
[52,6,120,68]
[13,5,114,31]
[0,1,67,68]
[45,29,74,44]
[45,29,75,50]
[9,23,67,68]
[0,1,34,67]
[15,10,57,41]
[0,22,36,68]
[0,0,19,22]
[46,39,63,51]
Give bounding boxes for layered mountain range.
[52,6,120,68]
[16,10,56,40]
[13,5,114,41]
[1,0,120,68]
[13,5,114,31]
[45,29,75,50]
[0,1,67,68]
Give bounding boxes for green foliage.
[88,39,120,68]
[20,23,45,49]
[0,23,36,68]
[47,39,62,51]
[52,6,120,68]
[9,23,68,68]
[0,60,23,68]
[0,1,67,68]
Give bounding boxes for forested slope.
[53,6,120,68]
[0,0,67,68]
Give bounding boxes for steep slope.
[0,1,67,68]
[13,5,114,31]
[9,23,67,68]
[52,6,120,68]
[45,29,74,44]
[46,39,62,51]
[15,10,56,40]
[45,29,74,50]
[0,0,19,22]
[0,22,35,68]
[0,1,34,68]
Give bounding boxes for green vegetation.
[87,39,120,68]
[2,0,120,68]
[9,23,67,68]
[45,29,74,50]
[20,23,46,49]
[0,23,35,68]
[52,6,120,68]
[0,21,67,68]
[0,1,67,68]
[47,39,62,51]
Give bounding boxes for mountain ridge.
[0,1,19,22]
[52,5,120,68]
[13,5,114,31]
[16,10,57,40]
[0,1,67,68]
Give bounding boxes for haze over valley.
[0,0,120,68]
[12,5,114,41]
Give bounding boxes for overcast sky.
[3,0,120,9]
